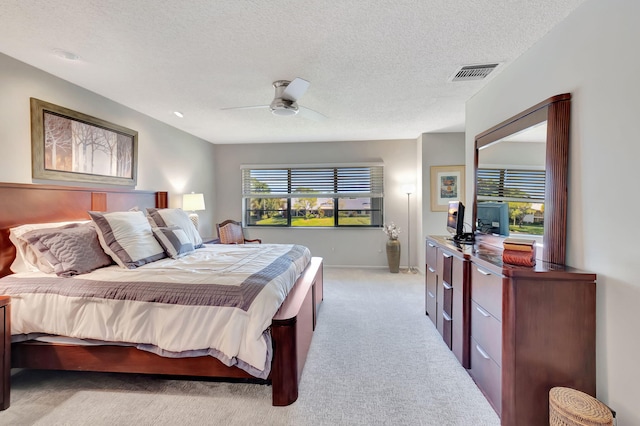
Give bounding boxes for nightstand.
[0,295,9,410]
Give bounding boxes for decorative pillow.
[21,223,113,277]
[153,226,195,258]
[88,210,166,269]
[9,220,91,273]
[146,208,203,248]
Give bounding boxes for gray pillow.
[22,223,113,277]
[153,226,195,258]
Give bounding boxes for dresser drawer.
[442,309,452,349]
[469,337,501,415]
[426,239,438,268]
[471,264,503,321]
[426,267,437,324]
[471,300,502,366]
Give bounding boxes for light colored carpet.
[2,267,500,425]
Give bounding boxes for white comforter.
[0,243,311,379]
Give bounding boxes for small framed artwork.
[30,98,138,186]
[430,165,465,211]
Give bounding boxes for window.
[477,167,546,235]
[242,164,384,227]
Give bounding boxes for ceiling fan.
[222,78,327,121]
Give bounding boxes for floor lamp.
[403,185,417,274]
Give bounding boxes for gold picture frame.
[31,98,138,186]
[430,165,465,212]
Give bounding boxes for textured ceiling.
[0,0,586,144]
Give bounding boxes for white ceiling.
[0,0,586,144]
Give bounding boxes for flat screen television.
[447,201,465,237]
[476,202,510,236]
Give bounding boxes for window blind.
[476,168,545,202]
[242,165,384,198]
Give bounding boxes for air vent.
[450,63,499,81]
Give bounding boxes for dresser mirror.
[473,93,571,264]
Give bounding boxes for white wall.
[466,0,640,421]
[214,139,419,268]
[0,53,216,237]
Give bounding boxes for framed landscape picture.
[30,98,138,186]
[430,165,465,211]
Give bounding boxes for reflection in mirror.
[476,122,547,244]
[473,93,571,264]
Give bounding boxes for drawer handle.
[475,306,491,317]
[476,268,491,276]
[475,344,491,360]
[442,311,452,321]
[443,253,452,259]
[442,282,453,290]
[428,267,435,273]
[428,291,435,298]
[428,242,435,247]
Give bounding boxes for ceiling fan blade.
[220,105,269,111]
[282,78,310,102]
[298,106,327,121]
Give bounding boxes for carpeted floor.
[2,267,500,425]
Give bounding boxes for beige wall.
[466,0,640,421]
[420,132,466,262]
[0,53,216,237]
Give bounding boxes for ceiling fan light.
[271,107,298,116]
[270,99,299,116]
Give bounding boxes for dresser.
[425,238,470,368]
[425,236,596,426]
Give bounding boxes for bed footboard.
[271,257,323,405]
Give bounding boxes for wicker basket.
[549,387,613,426]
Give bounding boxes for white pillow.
[146,208,203,248]
[88,210,166,268]
[9,220,91,273]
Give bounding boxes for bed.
[0,182,323,409]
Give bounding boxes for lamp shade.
[402,184,415,195]
[182,193,205,211]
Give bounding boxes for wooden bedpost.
[156,191,168,208]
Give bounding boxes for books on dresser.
[502,238,536,266]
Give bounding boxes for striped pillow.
[153,226,195,258]
[147,208,203,248]
[89,210,166,268]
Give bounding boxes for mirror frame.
[473,93,571,265]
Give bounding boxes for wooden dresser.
[425,236,596,426]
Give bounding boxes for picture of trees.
[43,112,133,178]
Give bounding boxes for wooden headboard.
[0,182,168,277]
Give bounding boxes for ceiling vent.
[450,63,499,82]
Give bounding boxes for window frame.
[242,164,384,228]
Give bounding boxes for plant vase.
[386,239,401,273]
